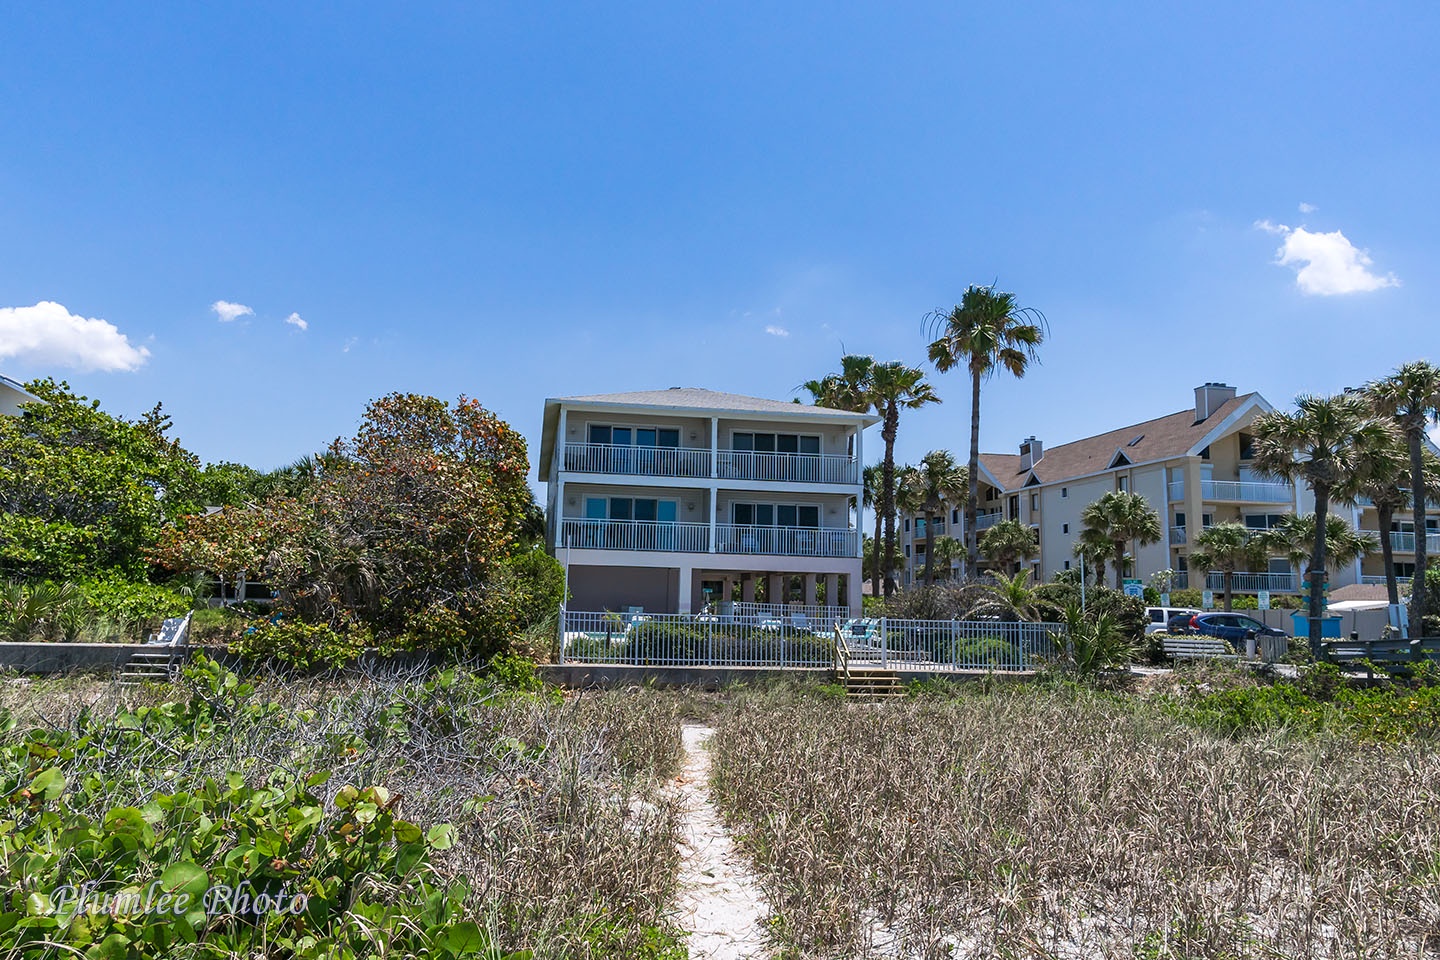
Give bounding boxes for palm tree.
[801,353,878,412]
[869,362,941,598]
[979,518,1039,575]
[930,535,965,581]
[1258,514,1378,590]
[1187,522,1266,612]
[898,451,966,586]
[925,285,1046,577]
[1368,361,1440,634]
[862,463,883,598]
[1073,526,1111,586]
[1252,393,1399,652]
[1353,436,1440,607]
[967,569,1066,622]
[1080,491,1162,590]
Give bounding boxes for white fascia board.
[1186,395,1275,458]
[546,397,879,427]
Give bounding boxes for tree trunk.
[1222,570,1233,612]
[1113,541,1125,590]
[870,510,882,599]
[881,403,899,599]
[1409,429,1428,638]
[1378,502,1399,607]
[923,510,936,585]
[965,366,982,579]
[1309,486,1330,656]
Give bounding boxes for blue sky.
[2,2,1437,482]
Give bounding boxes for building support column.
[767,573,784,605]
[824,574,839,608]
[678,566,694,614]
[1183,458,1205,592]
[803,574,817,606]
[845,573,861,617]
[742,575,755,603]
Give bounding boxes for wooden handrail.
[833,621,850,686]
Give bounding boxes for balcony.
[1361,574,1413,586]
[563,443,710,478]
[1174,571,1296,592]
[560,518,710,553]
[1387,531,1440,553]
[717,450,859,485]
[715,524,857,558]
[1170,525,1187,544]
[975,512,1004,531]
[1167,480,1293,503]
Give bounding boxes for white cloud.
[764,325,790,338]
[0,301,150,372]
[284,312,308,331]
[1299,202,1317,214]
[211,300,254,323]
[342,337,357,353]
[1255,221,1400,295]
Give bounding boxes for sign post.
[1257,590,1271,611]
[1202,589,1215,610]
[1123,578,1144,599]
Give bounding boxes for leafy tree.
[1080,491,1162,590]
[926,285,1046,576]
[1187,522,1266,612]
[0,379,208,581]
[897,450,966,585]
[1253,394,1399,652]
[1072,526,1111,587]
[154,393,553,658]
[979,518,1039,574]
[1368,361,1440,633]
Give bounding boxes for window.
[904,517,910,532]
[952,508,960,524]
[1174,512,1185,528]
[1009,494,1019,518]
[904,544,911,557]
[1061,487,1068,499]
[731,503,819,527]
[1117,476,1129,492]
[1064,560,1071,570]
[584,497,677,522]
[588,424,680,447]
[1200,446,1211,460]
[732,432,820,454]
[1239,434,1255,460]
[1030,493,1039,511]
[1062,523,1069,534]
[1245,514,1286,530]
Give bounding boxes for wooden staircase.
[840,665,904,700]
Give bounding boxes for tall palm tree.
[898,451,966,586]
[1080,491,1162,590]
[979,518,1039,574]
[1187,522,1266,612]
[930,535,965,581]
[869,362,941,598]
[1368,361,1440,634]
[967,569,1066,622]
[1073,526,1111,586]
[862,463,883,598]
[1252,393,1399,652]
[925,285,1046,577]
[1258,514,1377,589]
[801,354,878,412]
[1353,436,1440,607]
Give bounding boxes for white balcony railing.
[560,518,710,553]
[1170,525,1187,544]
[714,524,858,558]
[975,512,1004,531]
[1388,531,1440,553]
[1167,480,1293,503]
[1174,570,1296,592]
[716,451,859,485]
[563,442,711,478]
[1362,574,1413,586]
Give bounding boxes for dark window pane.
[777,434,799,453]
[609,498,632,520]
[636,429,657,447]
[634,499,657,522]
[733,433,754,451]
[733,503,754,525]
[754,434,776,452]
[658,429,680,447]
[757,504,774,526]
[799,506,819,528]
[588,425,611,444]
[657,501,677,522]
[799,436,820,454]
[777,504,797,526]
[612,428,631,446]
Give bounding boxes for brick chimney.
[1194,382,1237,421]
[1019,436,1043,471]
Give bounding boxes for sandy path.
[672,724,774,960]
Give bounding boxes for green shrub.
[1085,587,1146,642]
[1169,588,1202,607]
[486,653,543,692]
[231,619,368,670]
[78,576,189,629]
[624,621,705,663]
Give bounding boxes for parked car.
[1186,612,1286,644]
[1145,606,1202,635]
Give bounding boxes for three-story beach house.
[539,388,878,616]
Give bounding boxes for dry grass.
[0,667,688,959]
[708,682,1440,959]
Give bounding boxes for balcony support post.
[677,565,694,614]
[742,575,755,603]
[1183,458,1204,569]
[710,417,718,479]
[803,574,817,606]
[767,573,784,605]
[824,573,838,611]
[708,490,717,552]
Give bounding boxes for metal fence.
[558,609,1063,672]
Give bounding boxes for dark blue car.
[1184,613,1286,644]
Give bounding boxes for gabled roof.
[539,387,879,475]
[0,375,40,407]
[978,393,1268,491]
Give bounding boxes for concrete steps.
[118,647,188,686]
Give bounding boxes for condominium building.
[902,382,1377,595]
[539,388,877,615]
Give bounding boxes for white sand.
[671,724,775,960]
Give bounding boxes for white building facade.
[539,388,878,616]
